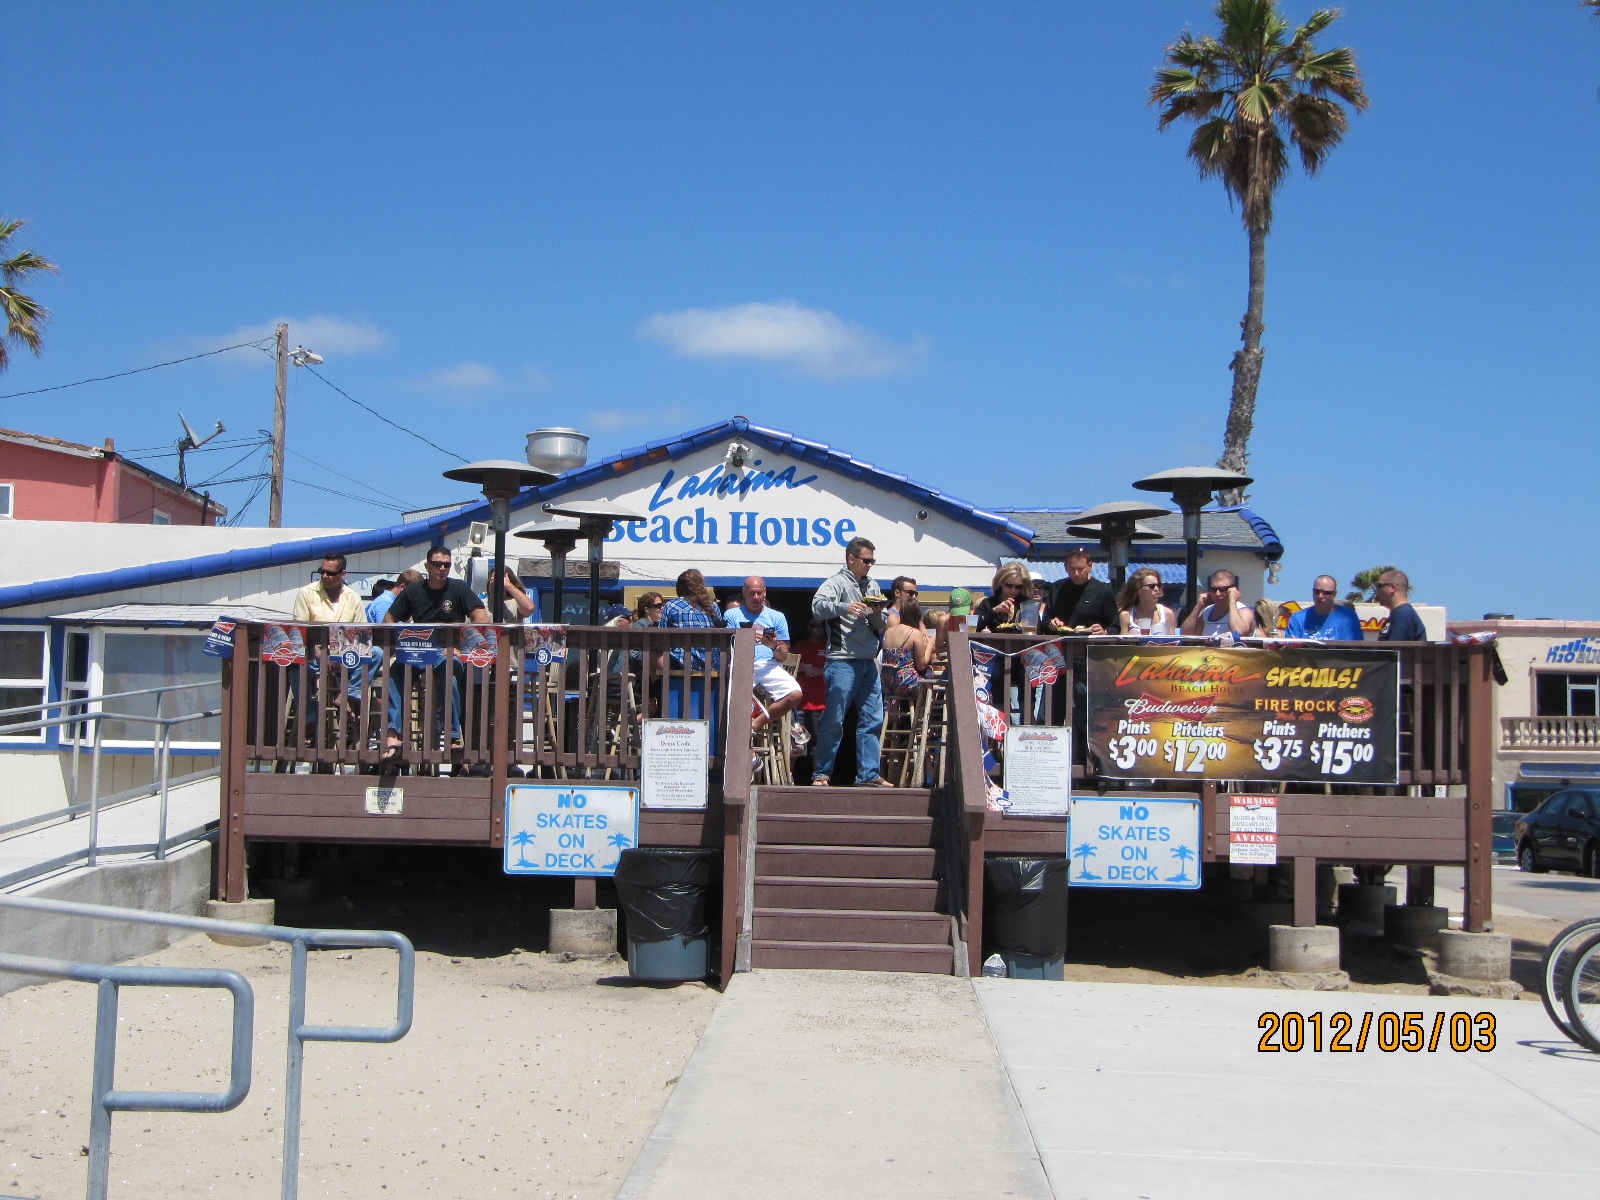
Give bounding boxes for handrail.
[720,626,757,986]
[0,950,254,1200]
[0,895,414,1200]
[944,629,991,977]
[0,679,220,723]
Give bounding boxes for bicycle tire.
[1540,917,1600,1044]
[1561,930,1600,1054]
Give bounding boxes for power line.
[194,440,274,488]
[285,446,410,507]
[0,339,276,399]
[123,437,271,461]
[284,475,405,511]
[296,364,467,463]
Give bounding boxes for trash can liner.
[613,847,718,943]
[984,856,1067,959]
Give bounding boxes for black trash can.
[984,856,1068,980]
[613,847,719,981]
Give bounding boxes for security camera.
[724,440,753,470]
[915,509,929,523]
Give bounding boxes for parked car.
[1515,789,1600,876]
[1492,811,1520,863]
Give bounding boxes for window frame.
[0,623,49,744]
[83,627,221,752]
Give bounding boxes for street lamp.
[442,461,558,622]
[512,517,583,621]
[1131,466,1253,616]
[1064,500,1173,592]
[541,500,648,625]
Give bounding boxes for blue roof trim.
[1230,505,1283,560]
[0,416,1038,612]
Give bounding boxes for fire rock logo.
[1338,696,1374,723]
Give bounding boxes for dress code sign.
[1086,645,1400,784]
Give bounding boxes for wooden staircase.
[750,785,958,974]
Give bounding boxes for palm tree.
[0,218,58,372]
[1151,0,1367,498]
[1070,841,1101,880]
[511,829,536,868]
[1345,563,1396,604]
[1167,843,1197,883]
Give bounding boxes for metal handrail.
[0,679,219,722]
[0,949,253,1200]
[0,895,414,1200]
[0,707,222,889]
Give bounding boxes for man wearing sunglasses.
[292,554,366,623]
[1180,569,1258,638]
[1286,575,1362,641]
[810,536,892,787]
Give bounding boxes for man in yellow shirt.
[291,554,366,623]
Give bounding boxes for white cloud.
[405,361,503,391]
[198,314,393,357]
[638,300,924,380]
[584,404,694,433]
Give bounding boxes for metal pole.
[156,723,172,860]
[491,526,507,624]
[270,322,288,528]
[88,977,119,1200]
[1182,506,1202,617]
[87,716,104,867]
[281,939,310,1200]
[587,535,604,626]
[551,549,567,622]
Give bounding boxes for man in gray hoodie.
[810,536,892,786]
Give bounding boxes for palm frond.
[1,286,49,351]
[2,250,59,286]
[1284,95,1348,172]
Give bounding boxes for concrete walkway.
[621,970,1600,1199]
[0,773,218,891]
[618,969,1053,1199]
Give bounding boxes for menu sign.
[1086,644,1399,784]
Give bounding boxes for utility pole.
[269,322,287,527]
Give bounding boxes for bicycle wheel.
[1561,930,1600,1054]
[1540,917,1600,1044]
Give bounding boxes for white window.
[88,629,220,749]
[0,627,47,741]
[152,509,172,525]
[0,483,14,519]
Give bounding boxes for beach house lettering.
[608,459,860,548]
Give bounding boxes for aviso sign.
[1086,644,1400,784]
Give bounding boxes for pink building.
[0,427,227,526]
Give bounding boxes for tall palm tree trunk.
[1218,220,1266,503]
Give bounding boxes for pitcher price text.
[1107,733,1226,773]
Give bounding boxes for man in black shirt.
[382,545,488,762]
[1047,550,1118,633]
[1376,569,1427,641]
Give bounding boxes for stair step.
[758,787,937,818]
[754,907,950,944]
[752,939,954,973]
[756,845,943,879]
[755,875,946,912]
[759,813,940,848]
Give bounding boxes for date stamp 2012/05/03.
[1258,1011,1496,1053]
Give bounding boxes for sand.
[0,937,718,1200]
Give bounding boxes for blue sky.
[5,2,1598,620]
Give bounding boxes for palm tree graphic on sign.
[1167,843,1196,883]
[510,829,535,869]
[600,830,634,870]
[1071,841,1101,881]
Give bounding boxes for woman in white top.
[1116,568,1177,635]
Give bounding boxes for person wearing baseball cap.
[947,587,973,618]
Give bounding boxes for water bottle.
[982,953,1007,978]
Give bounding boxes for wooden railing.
[943,634,1499,932]
[1501,715,1600,750]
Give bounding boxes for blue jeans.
[813,659,883,784]
[386,659,464,746]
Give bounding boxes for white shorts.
[752,658,801,701]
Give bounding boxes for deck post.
[220,623,250,902]
[1463,645,1494,932]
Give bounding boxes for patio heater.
[541,500,648,625]
[1131,466,1252,616]
[513,517,584,621]
[1064,499,1172,592]
[441,461,557,622]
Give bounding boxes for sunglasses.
[1312,588,1336,597]
[318,568,343,576]
[854,556,876,566]
[1141,582,1162,589]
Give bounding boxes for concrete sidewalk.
[621,970,1600,1200]
[617,969,1052,1199]
[979,979,1600,1200]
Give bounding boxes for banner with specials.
[1086,644,1399,784]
